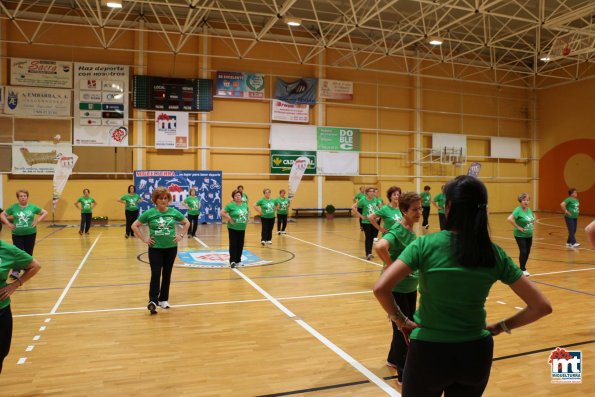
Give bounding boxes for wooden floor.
[1,212,593,396]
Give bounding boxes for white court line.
[534,217,565,229]
[192,236,209,248]
[530,267,595,276]
[232,268,400,396]
[26,346,34,352]
[17,358,27,365]
[285,234,383,267]
[49,234,101,314]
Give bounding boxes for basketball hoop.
[554,38,572,57]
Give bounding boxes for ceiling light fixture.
[539,56,551,62]
[101,0,123,8]
[428,37,443,46]
[284,17,302,27]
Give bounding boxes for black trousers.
[125,209,139,237]
[564,217,577,244]
[148,246,177,303]
[277,214,288,232]
[261,217,275,242]
[228,228,245,264]
[12,233,37,256]
[362,223,376,256]
[187,214,199,237]
[514,236,533,271]
[402,336,493,397]
[357,207,363,229]
[0,305,12,374]
[388,290,417,381]
[80,213,92,233]
[438,213,446,231]
[422,206,430,227]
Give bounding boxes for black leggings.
[438,213,446,231]
[362,223,376,256]
[187,214,199,237]
[357,207,363,229]
[514,236,533,271]
[12,233,37,256]
[422,206,430,227]
[0,305,12,374]
[148,247,177,303]
[228,228,245,264]
[402,336,493,397]
[125,209,139,237]
[261,217,275,242]
[80,213,92,233]
[277,214,287,232]
[388,291,417,381]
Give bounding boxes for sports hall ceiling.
[1,0,594,88]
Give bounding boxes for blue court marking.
[531,280,595,297]
[178,249,269,268]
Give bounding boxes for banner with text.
[11,58,73,88]
[155,111,189,149]
[271,150,316,175]
[215,71,265,99]
[319,79,353,101]
[317,127,360,151]
[134,170,222,223]
[271,99,309,123]
[4,86,71,117]
[74,63,129,146]
[12,141,73,174]
[275,77,317,105]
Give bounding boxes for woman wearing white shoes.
[352,187,379,260]
[254,188,276,245]
[507,193,534,276]
[221,189,249,268]
[275,189,290,235]
[560,188,580,248]
[132,187,189,315]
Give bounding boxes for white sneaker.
[147,301,158,314]
[522,270,530,277]
[158,301,171,309]
[366,254,373,260]
[565,243,572,248]
[277,231,281,235]
[373,238,378,242]
[230,262,237,268]
[266,240,272,244]
[261,240,266,246]
[282,231,287,235]
[572,243,580,248]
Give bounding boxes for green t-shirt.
[255,198,276,218]
[5,203,42,236]
[184,196,201,216]
[241,193,248,204]
[374,205,403,231]
[563,197,579,219]
[356,197,378,224]
[224,202,249,231]
[433,193,446,214]
[137,207,185,249]
[399,231,523,343]
[0,240,33,310]
[420,191,431,207]
[512,206,534,238]
[354,193,365,206]
[275,197,290,215]
[77,197,95,214]
[120,193,141,211]
[381,223,418,293]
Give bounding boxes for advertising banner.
[317,127,360,151]
[275,77,317,105]
[74,63,129,146]
[4,86,71,117]
[271,99,309,123]
[12,141,73,174]
[53,153,79,210]
[155,111,189,149]
[215,71,265,99]
[270,150,316,175]
[134,170,222,223]
[11,58,73,88]
[319,79,353,100]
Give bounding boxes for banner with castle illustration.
[12,141,73,174]
[134,170,222,223]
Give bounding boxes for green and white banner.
[271,150,316,175]
[317,127,360,151]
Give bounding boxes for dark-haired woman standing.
[507,193,534,276]
[119,185,143,238]
[221,189,249,268]
[374,175,552,396]
[560,188,580,248]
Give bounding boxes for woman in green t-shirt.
[374,175,552,396]
[374,192,421,385]
[560,187,580,247]
[118,184,143,239]
[182,188,201,237]
[220,189,249,268]
[368,186,402,235]
[75,188,96,235]
[132,187,189,314]
[352,187,379,260]
[420,185,431,229]
[275,189,290,235]
[507,193,535,276]
[254,188,276,245]
[432,184,446,230]
[354,186,366,231]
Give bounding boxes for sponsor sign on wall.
[270,150,316,175]
[12,141,73,174]
[215,71,265,99]
[10,58,73,88]
[317,127,360,151]
[4,86,71,117]
[155,111,189,149]
[319,79,353,100]
[271,99,309,123]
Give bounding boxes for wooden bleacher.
[292,207,352,217]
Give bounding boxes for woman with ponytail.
[374,175,552,396]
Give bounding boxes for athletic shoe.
[373,238,378,242]
[125,234,129,239]
[147,301,157,315]
[158,301,171,309]
[424,225,429,229]
[565,243,572,247]
[261,240,266,246]
[230,262,236,268]
[238,262,245,267]
[85,232,90,235]
[266,241,272,244]
[282,231,287,235]
[523,270,530,277]
[572,243,580,248]
[78,231,83,235]
[277,231,281,235]
[366,254,373,260]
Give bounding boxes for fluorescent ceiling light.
[102,0,122,8]
[540,56,551,62]
[284,17,301,27]
[428,37,443,46]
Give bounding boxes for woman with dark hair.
[221,189,249,268]
[254,188,276,245]
[507,193,534,276]
[374,175,552,396]
[237,185,248,205]
[352,187,379,260]
[75,188,96,235]
[420,185,431,229]
[374,191,421,385]
[560,188,580,248]
[368,186,402,235]
[182,188,200,237]
[119,184,143,239]
[132,187,189,314]
[275,189,290,235]
[354,186,366,231]
[432,184,446,230]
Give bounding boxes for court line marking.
[233,268,400,397]
[193,236,209,248]
[285,234,383,267]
